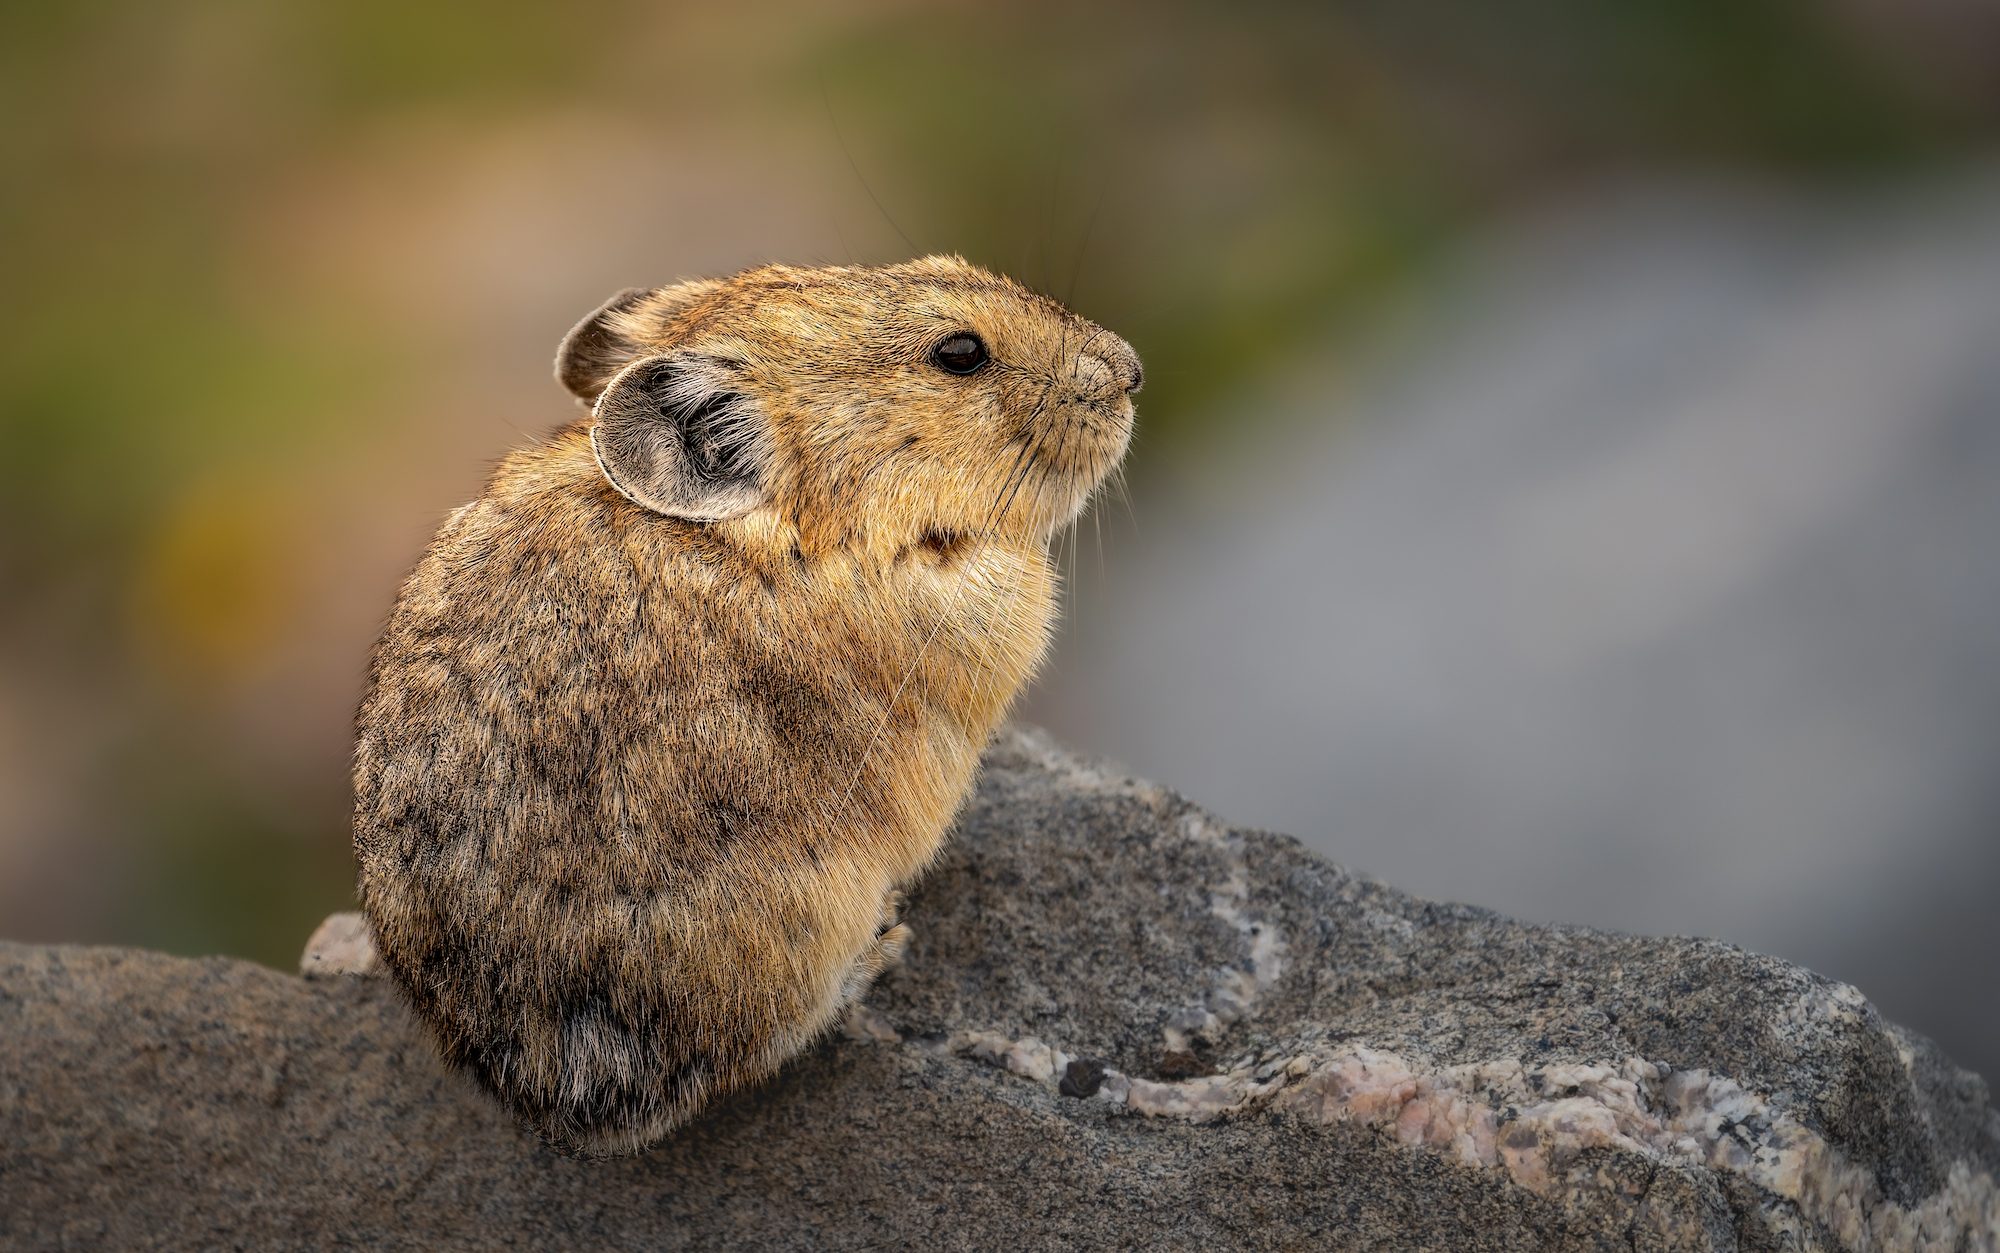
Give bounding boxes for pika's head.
[557,256,1139,550]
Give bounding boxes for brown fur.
[352,256,1139,1156]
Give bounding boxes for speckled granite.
[3,727,1994,1251]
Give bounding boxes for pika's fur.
[352,256,1139,1156]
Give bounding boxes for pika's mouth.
[1076,397,1133,428]
[1018,397,1132,533]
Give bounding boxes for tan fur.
[352,256,1138,1156]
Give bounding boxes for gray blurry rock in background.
[1025,175,2000,1082]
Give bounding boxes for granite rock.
[2,728,1995,1251]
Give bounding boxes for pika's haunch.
[352,256,1139,1156]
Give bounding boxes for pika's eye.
[931,332,989,376]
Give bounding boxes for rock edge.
[4,727,1996,1252]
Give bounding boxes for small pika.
[351,256,1140,1156]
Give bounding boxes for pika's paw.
[840,922,913,1006]
[874,921,912,969]
[877,888,906,933]
[300,912,384,978]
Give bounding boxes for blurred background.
[2,2,1995,1079]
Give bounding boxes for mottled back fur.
[353,256,1139,1156]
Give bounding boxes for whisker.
[819,75,917,256]
[1065,183,1106,306]
[1091,491,1104,581]
[1040,157,1064,295]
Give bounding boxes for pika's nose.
[1084,335,1144,395]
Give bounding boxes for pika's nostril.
[1125,362,1143,394]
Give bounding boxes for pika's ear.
[589,353,770,521]
[555,280,722,404]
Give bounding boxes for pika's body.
[353,257,1138,1156]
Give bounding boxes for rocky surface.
[3,728,1995,1251]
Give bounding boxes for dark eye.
[931,332,989,375]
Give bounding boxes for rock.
[2,727,1995,1251]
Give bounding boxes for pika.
[352,256,1139,1156]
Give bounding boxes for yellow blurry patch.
[133,482,300,682]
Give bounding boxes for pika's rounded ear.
[555,280,723,405]
[589,353,770,521]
